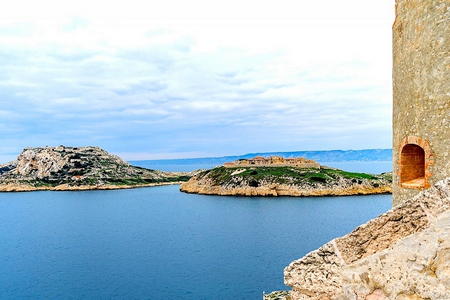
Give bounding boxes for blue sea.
[0,160,392,300]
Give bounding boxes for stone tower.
[392,0,450,206]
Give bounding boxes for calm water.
[0,161,392,300]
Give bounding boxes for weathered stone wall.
[279,178,450,300]
[223,156,321,169]
[392,0,450,206]
[224,163,320,168]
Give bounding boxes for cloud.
[0,0,395,161]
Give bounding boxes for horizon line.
[128,148,393,162]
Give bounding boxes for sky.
[0,0,395,161]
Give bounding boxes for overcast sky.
[0,0,395,161]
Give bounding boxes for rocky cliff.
[180,166,391,197]
[0,146,190,191]
[265,178,450,300]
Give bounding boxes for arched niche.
[398,136,433,189]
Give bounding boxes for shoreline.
[181,190,392,197]
[180,183,392,197]
[0,181,184,193]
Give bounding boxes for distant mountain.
[132,149,392,167]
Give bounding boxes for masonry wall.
[392,0,450,206]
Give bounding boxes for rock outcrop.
[265,178,450,300]
[180,166,392,197]
[0,146,190,191]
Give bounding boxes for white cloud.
[0,0,395,160]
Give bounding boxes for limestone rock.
[0,146,191,191]
[279,178,450,300]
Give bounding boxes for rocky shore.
[180,166,392,197]
[0,146,191,192]
[264,178,450,300]
[0,181,184,192]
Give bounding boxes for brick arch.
[398,136,433,189]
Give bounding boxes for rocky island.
[180,156,392,197]
[0,146,191,192]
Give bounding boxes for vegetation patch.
[323,169,377,180]
[31,180,56,187]
[202,166,384,186]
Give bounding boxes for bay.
[0,161,392,300]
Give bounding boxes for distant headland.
[0,146,191,192]
[180,156,392,197]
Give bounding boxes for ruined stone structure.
[392,0,450,206]
[223,156,320,168]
